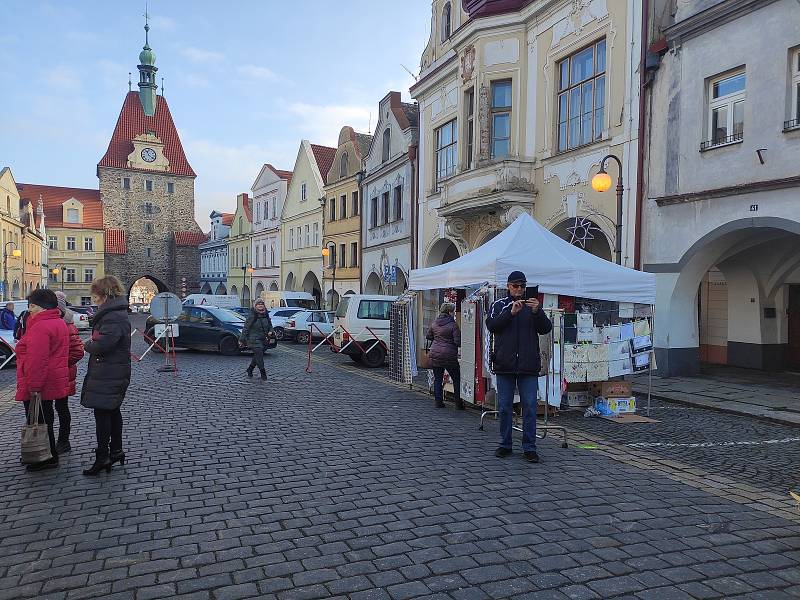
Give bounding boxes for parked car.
[284,310,335,345]
[69,304,98,327]
[182,294,241,309]
[332,294,396,368]
[268,308,303,340]
[229,307,252,319]
[261,290,316,310]
[145,305,276,356]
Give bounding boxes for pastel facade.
[199,211,232,295]
[0,168,26,299]
[226,193,253,303]
[251,164,292,297]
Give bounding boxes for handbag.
[418,340,433,370]
[21,393,52,464]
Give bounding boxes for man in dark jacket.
[0,302,16,330]
[240,298,273,380]
[486,271,552,462]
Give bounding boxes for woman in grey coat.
[240,298,273,380]
[425,302,463,409]
[81,276,131,476]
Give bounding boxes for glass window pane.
[492,81,512,108]
[492,139,509,159]
[796,83,800,119]
[582,114,593,146]
[596,39,606,73]
[582,81,594,116]
[712,106,728,142]
[559,60,569,91]
[733,101,744,135]
[558,122,568,152]
[594,76,605,139]
[571,46,594,84]
[569,117,581,150]
[558,93,568,125]
[594,107,604,140]
[493,113,510,138]
[713,73,745,98]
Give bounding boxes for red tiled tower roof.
[221,213,234,226]
[311,144,336,184]
[98,91,196,177]
[16,183,103,229]
[105,229,127,254]
[174,231,209,246]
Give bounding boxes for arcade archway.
[302,271,322,308]
[128,276,165,306]
[214,283,228,295]
[200,283,212,294]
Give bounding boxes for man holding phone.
[486,271,552,462]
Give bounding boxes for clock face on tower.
[141,148,157,163]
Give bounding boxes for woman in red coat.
[53,291,85,454]
[16,289,70,471]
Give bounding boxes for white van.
[183,294,241,309]
[260,290,316,310]
[332,294,397,368]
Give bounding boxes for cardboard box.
[590,381,632,398]
[595,396,637,415]
[566,391,591,407]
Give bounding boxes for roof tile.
[310,144,337,184]
[174,231,209,246]
[105,229,127,254]
[16,183,103,229]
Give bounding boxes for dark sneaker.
[495,447,512,458]
[56,440,71,454]
[26,456,59,471]
[523,451,540,463]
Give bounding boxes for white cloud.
[283,102,372,146]
[180,46,224,64]
[237,64,278,82]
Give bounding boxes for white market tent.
[409,213,656,304]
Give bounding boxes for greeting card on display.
[602,325,621,343]
[609,341,630,361]
[577,313,593,329]
[592,327,604,344]
[586,361,609,382]
[620,322,635,341]
[634,319,652,337]
[609,357,633,377]
[632,352,650,372]
[543,294,558,310]
[630,335,653,354]
[587,343,608,363]
[619,302,634,319]
[564,344,588,363]
[577,327,595,342]
[564,362,587,383]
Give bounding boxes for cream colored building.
[411,0,643,313]
[322,127,371,308]
[0,168,26,300]
[226,193,253,304]
[280,141,335,307]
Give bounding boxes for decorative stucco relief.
[542,147,608,190]
[461,45,476,83]
[478,84,490,161]
[551,0,609,49]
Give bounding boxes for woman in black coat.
[81,276,131,475]
[240,298,272,380]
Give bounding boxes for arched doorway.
[200,283,212,294]
[302,271,321,308]
[230,285,238,298]
[365,272,383,294]
[255,282,265,299]
[423,239,462,332]
[387,267,407,297]
[344,289,356,297]
[326,289,340,310]
[285,272,295,291]
[128,276,166,306]
[11,280,19,300]
[426,238,460,267]
[269,281,279,291]
[215,283,228,295]
[551,218,613,261]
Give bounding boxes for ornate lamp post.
[321,246,336,310]
[3,242,22,301]
[241,262,254,305]
[50,265,64,293]
[591,154,624,265]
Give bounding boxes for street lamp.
[241,262,254,305]
[50,265,64,292]
[591,154,624,265]
[321,245,337,310]
[3,242,22,301]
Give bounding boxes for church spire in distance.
[137,7,158,116]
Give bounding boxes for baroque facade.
[643,0,800,374]
[251,164,292,297]
[98,23,203,296]
[322,126,372,308]
[361,93,419,297]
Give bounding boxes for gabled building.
[199,211,232,295]
[280,141,336,307]
[226,193,253,303]
[322,127,372,308]
[0,167,26,300]
[250,164,292,297]
[19,195,45,294]
[17,183,105,306]
[361,92,418,296]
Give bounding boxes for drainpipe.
[409,143,418,271]
[634,0,649,270]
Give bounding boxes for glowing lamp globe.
[321,248,330,257]
[591,171,613,193]
[12,249,22,258]
[247,266,254,273]
[51,268,60,275]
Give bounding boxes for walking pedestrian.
[15,289,69,471]
[0,302,16,330]
[486,271,552,462]
[425,302,463,409]
[240,298,272,380]
[81,276,131,476]
[53,291,85,454]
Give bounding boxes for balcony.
[784,118,800,132]
[700,132,743,152]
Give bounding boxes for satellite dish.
[150,292,183,322]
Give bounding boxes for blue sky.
[1,1,431,226]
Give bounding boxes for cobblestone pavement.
[1,322,799,600]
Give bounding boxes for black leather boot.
[259,369,267,380]
[110,451,126,466]
[83,450,111,476]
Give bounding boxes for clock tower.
[97,21,204,298]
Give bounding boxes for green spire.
[137,12,158,116]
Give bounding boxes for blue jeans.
[496,374,538,452]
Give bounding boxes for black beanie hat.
[507,270,527,284]
[27,289,59,310]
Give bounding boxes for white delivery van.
[332,294,397,368]
[260,290,316,310]
[182,294,241,309]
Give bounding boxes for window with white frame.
[350,242,358,267]
[84,237,94,251]
[301,183,307,201]
[340,195,347,220]
[491,80,512,159]
[289,228,294,250]
[441,2,451,43]
[270,243,276,266]
[66,236,76,251]
[704,70,745,149]
[313,222,319,246]
[84,268,94,283]
[787,49,800,129]
[381,191,390,225]
[167,182,175,194]
[145,180,153,192]
[122,177,131,190]
[305,224,310,247]
[382,128,391,162]
[557,38,606,152]
[48,236,57,250]
[370,197,378,228]
[329,198,336,222]
[271,199,276,219]
[352,191,359,216]
[464,88,475,169]
[65,268,76,283]
[66,208,80,224]
[435,120,458,182]
[393,185,402,221]
[340,153,348,178]
[339,243,346,268]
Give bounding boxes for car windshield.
[286,299,316,309]
[272,308,301,317]
[205,307,245,323]
[335,297,350,318]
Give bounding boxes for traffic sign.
[150,292,182,322]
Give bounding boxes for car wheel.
[360,345,386,368]
[274,327,285,341]
[295,331,311,345]
[219,336,240,356]
[349,354,363,364]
